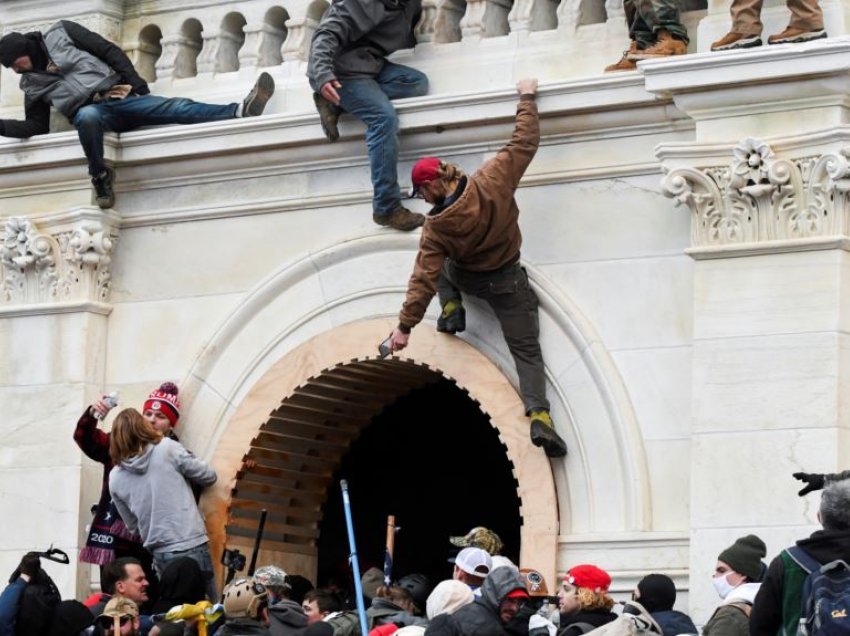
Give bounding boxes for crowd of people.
[3,451,850,636]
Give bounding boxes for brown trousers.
[731,0,823,34]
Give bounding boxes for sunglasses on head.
[96,614,132,629]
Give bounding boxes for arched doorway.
[199,320,559,587]
[224,358,522,585]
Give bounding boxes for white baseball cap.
[452,547,492,579]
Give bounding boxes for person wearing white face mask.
[703,535,767,636]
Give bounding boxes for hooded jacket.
[306,0,421,92]
[0,20,149,138]
[398,97,539,331]
[426,567,527,636]
[268,599,308,636]
[751,528,850,636]
[367,597,427,629]
[702,582,760,636]
[109,437,216,555]
[650,610,697,636]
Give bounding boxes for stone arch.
[260,6,289,67]
[216,12,247,72]
[175,18,203,78]
[177,233,651,581]
[136,24,163,83]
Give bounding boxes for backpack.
[14,568,61,636]
[785,546,850,636]
[327,610,363,636]
[579,602,662,636]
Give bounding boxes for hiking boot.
[605,41,640,72]
[529,409,568,458]
[711,31,762,51]
[437,299,466,334]
[373,206,425,232]
[242,72,275,117]
[91,167,115,209]
[629,30,687,59]
[767,26,827,45]
[313,92,342,142]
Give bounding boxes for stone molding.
[0,212,118,307]
[661,138,850,253]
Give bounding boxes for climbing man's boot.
[437,299,466,334]
[529,409,568,458]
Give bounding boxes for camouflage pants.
[624,0,689,48]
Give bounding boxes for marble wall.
[2,0,849,624]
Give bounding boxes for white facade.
[0,0,845,625]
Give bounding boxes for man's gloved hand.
[793,472,826,496]
[9,552,40,583]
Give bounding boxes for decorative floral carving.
[662,139,850,246]
[0,217,117,306]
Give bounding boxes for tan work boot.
[629,30,687,59]
[710,31,762,51]
[373,206,425,232]
[313,92,341,142]
[767,26,827,44]
[604,41,640,72]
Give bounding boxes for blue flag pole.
[341,480,370,636]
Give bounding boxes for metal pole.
[341,480,370,636]
[247,509,268,576]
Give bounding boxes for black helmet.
[396,573,431,612]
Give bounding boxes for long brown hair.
[110,408,162,464]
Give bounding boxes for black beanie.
[636,573,676,613]
[718,534,767,581]
[49,600,94,636]
[0,32,28,67]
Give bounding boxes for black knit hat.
[718,534,766,581]
[636,573,676,613]
[0,32,28,67]
[49,600,95,636]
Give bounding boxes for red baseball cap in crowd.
[565,564,611,592]
[506,588,530,600]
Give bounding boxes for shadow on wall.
[316,378,522,589]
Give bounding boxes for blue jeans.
[337,62,429,218]
[152,541,219,603]
[73,95,237,177]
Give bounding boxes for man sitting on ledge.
[0,20,275,209]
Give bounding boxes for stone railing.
[113,0,706,82]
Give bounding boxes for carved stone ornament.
[661,138,850,247]
[0,216,116,305]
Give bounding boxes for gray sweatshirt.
[306,0,421,92]
[109,437,217,555]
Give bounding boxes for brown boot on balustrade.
[629,29,687,60]
[604,41,640,72]
[767,26,827,44]
[373,206,425,232]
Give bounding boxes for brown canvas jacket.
[398,97,539,330]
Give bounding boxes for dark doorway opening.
[316,377,522,592]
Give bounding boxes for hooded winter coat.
[367,597,427,629]
[268,599,309,636]
[109,437,217,555]
[751,528,850,636]
[702,582,760,636]
[398,97,539,331]
[425,567,528,636]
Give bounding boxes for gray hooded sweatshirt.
[109,437,217,555]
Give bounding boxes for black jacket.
[558,609,618,636]
[217,618,272,635]
[751,529,850,636]
[1,20,149,138]
[651,610,698,636]
[425,568,528,636]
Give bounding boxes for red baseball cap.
[506,588,530,599]
[565,565,611,592]
[409,156,442,196]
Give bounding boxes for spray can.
[93,391,119,420]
